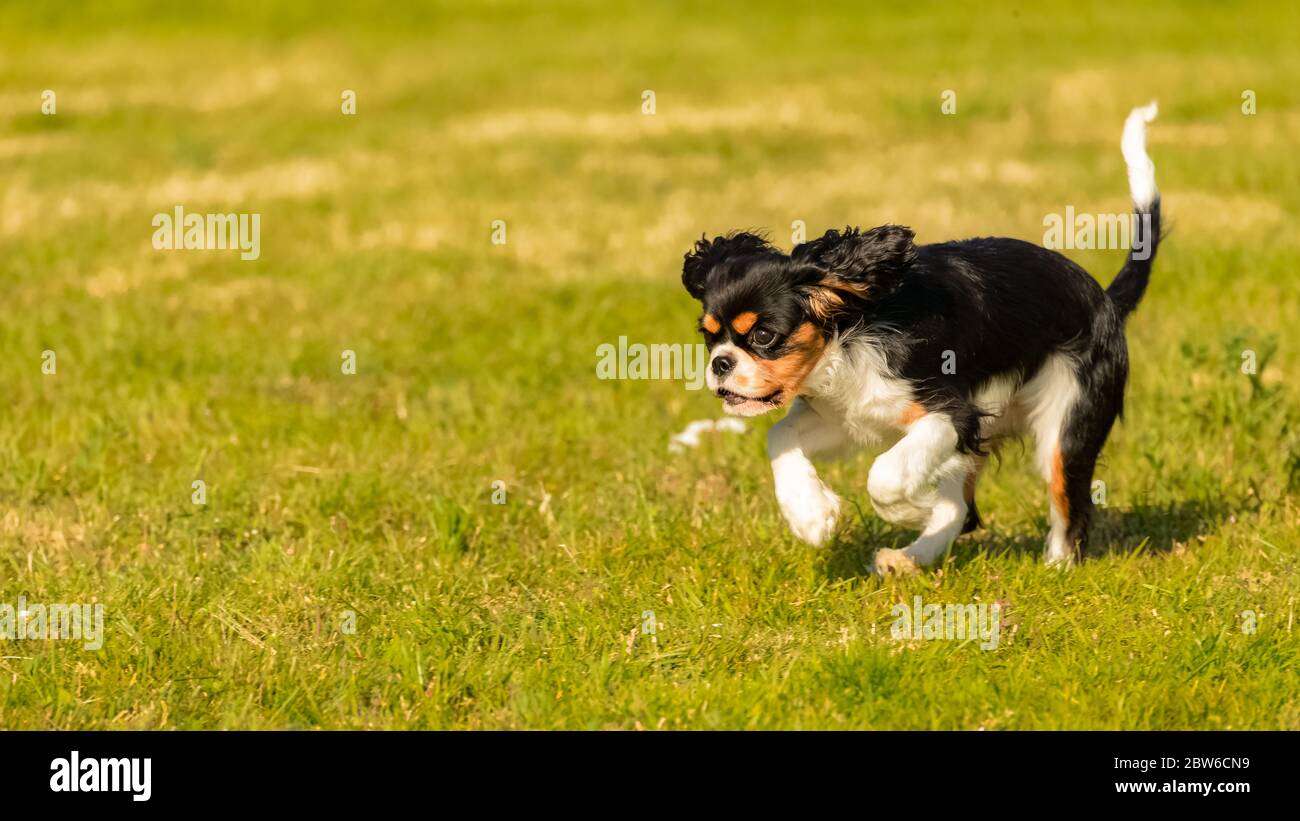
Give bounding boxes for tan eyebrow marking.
[701,314,721,334]
[731,311,759,335]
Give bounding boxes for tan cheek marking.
[702,314,721,334]
[753,323,825,396]
[731,311,758,335]
[1050,446,1069,522]
[899,402,927,427]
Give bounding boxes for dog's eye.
[750,328,776,347]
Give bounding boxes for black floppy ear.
[681,232,772,300]
[791,225,916,314]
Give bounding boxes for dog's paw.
[1043,534,1078,568]
[872,548,921,578]
[779,483,842,546]
[1043,551,1076,569]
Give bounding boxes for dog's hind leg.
[1028,353,1124,565]
[1044,416,1115,565]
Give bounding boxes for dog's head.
[682,225,915,416]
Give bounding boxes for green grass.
[1,0,1298,729]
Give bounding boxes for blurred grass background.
[0,0,1297,728]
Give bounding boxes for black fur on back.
[862,236,1129,454]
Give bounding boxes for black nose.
[711,354,736,377]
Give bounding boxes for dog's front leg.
[767,397,854,546]
[867,413,972,576]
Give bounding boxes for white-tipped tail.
[1108,101,1162,319]
[1121,101,1159,210]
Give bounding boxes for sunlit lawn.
[1,0,1297,728]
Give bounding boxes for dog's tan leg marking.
[1049,445,1069,524]
[898,402,927,428]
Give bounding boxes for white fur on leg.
[1019,354,1083,567]
[904,473,969,565]
[866,413,960,529]
[874,473,968,576]
[1044,503,1074,567]
[768,397,854,546]
[1023,354,1081,484]
[866,414,970,575]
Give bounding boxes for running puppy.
[681,104,1162,574]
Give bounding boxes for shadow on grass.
[820,497,1233,580]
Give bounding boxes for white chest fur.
[799,336,915,449]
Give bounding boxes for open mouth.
[716,387,782,407]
